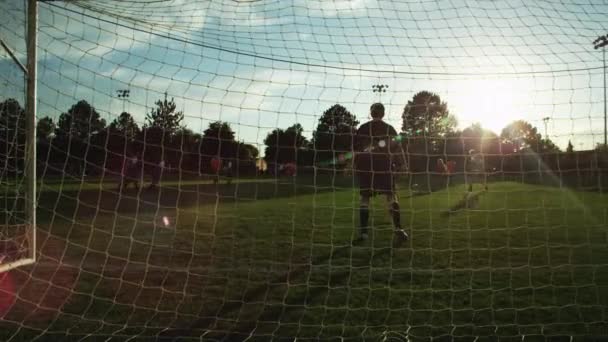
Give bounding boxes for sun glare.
[449,79,531,134]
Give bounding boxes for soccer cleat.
[393,229,409,247]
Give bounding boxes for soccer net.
[1,0,607,340]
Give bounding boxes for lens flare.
[0,270,16,318]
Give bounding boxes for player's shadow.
[441,190,484,217]
[157,244,393,340]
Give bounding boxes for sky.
[1,0,608,153]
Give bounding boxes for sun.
[448,78,532,134]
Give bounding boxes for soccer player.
[284,162,297,177]
[210,155,222,185]
[119,153,141,193]
[354,102,409,245]
[466,149,488,192]
[222,160,233,185]
[437,158,449,189]
[148,159,164,190]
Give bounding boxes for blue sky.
[1,0,608,152]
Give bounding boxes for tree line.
[0,90,601,178]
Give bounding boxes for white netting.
[1,0,608,340]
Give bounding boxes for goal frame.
[0,0,37,273]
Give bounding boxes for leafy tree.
[37,117,55,142]
[56,100,106,140]
[200,121,238,172]
[566,140,574,153]
[145,93,184,134]
[170,128,202,171]
[500,120,541,153]
[109,112,139,142]
[402,91,456,153]
[500,120,559,153]
[540,138,561,153]
[264,123,308,165]
[0,99,26,175]
[55,100,107,175]
[239,143,259,160]
[201,121,236,156]
[402,91,455,137]
[458,123,500,154]
[36,116,56,171]
[312,104,358,166]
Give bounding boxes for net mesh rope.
[1,0,607,340]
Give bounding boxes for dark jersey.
[355,120,402,172]
[356,120,398,153]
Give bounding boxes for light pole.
[593,34,607,147]
[372,84,388,102]
[542,117,550,138]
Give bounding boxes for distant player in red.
[437,158,449,189]
[436,158,448,174]
[446,160,456,174]
[284,162,297,177]
[446,160,456,187]
[211,156,222,185]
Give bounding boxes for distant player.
[437,158,449,189]
[446,159,456,187]
[119,153,141,193]
[222,160,233,185]
[148,159,164,190]
[466,149,488,192]
[283,162,297,177]
[354,103,409,245]
[211,155,222,185]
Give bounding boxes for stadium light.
[593,34,608,147]
[116,89,130,113]
[116,89,130,98]
[372,84,388,101]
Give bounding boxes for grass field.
[1,175,608,340]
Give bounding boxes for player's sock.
[359,207,369,236]
[390,202,401,229]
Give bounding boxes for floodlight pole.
[594,34,608,147]
[25,0,38,263]
[542,117,550,138]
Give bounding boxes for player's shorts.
[465,170,486,183]
[355,153,395,196]
[356,171,395,196]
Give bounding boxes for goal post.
[0,0,36,273]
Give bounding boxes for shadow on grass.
[440,191,484,217]
[21,177,361,223]
[157,245,393,340]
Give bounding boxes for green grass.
[1,176,608,340]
